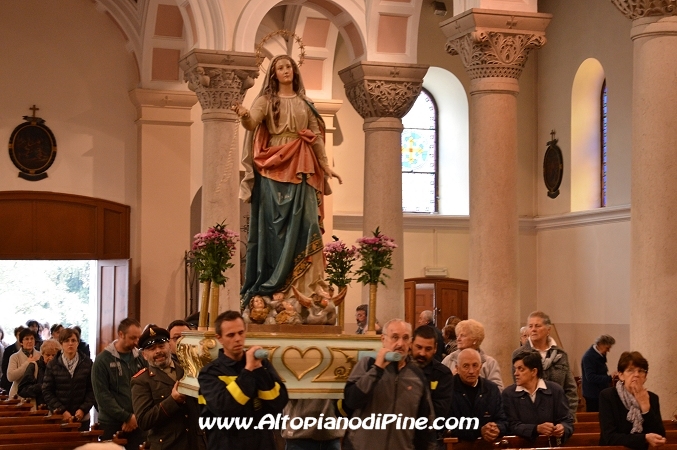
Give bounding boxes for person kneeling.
[502,351,573,445]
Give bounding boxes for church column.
[441,10,549,379]
[129,89,197,327]
[179,50,259,311]
[339,62,428,323]
[611,1,677,415]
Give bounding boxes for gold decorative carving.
[446,31,546,80]
[281,346,324,381]
[177,335,217,379]
[313,347,375,382]
[611,0,676,19]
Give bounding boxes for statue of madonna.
[234,55,342,309]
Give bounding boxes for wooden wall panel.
[0,200,33,254]
[0,191,130,260]
[35,201,97,255]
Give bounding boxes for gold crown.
[255,29,305,71]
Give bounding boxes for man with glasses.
[166,320,193,358]
[343,319,436,450]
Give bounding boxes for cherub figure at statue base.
[291,285,347,325]
[274,300,302,325]
[243,294,275,324]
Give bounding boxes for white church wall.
[0,2,138,207]
[535,219,631,375]
[537,0,633,215]
[0,1,142,319]
[533,0,634,372]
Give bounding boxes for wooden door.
[404,281,416,330]
[435,280,468,325]
[97,259,131,355]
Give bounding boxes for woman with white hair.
[441,319,503,390]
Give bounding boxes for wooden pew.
[0,422,82,434]
[0,429,103,444]
[0,404,32,412]
[575,420,677,433]
[0,441,105,450]
[449,432,666,450]
[576,412,599,422]
[0,410,50,418]
[0,415,64,426]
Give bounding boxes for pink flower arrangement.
[323,236,357,288]
[355,227,397,286]
[189,223,239,286]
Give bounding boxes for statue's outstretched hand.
[231,103,250,118]
[327,168,343,184]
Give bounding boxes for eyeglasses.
[624,368,647,376]
[385,334,410,342]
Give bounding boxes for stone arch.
[233,0,367,62]
[571,58,605,212]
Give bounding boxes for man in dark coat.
[131,325,206,450]
[502,351,573,444]
[411,325,453,450]
[198,311,288,450]
[581,334,615,412]
[417,311,445,362]
[448,349,508,443]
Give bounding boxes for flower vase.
[209,282,220,329]
[198,280,211,330]
[367,282,378,334]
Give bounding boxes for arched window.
[571,58,605,211]
[601,80,608,207]
[401,89,437,213]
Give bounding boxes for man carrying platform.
[131,325,206,450]
[198,310,288,450]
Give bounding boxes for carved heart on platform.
[281,346,324,380]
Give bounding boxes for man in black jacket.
[581,334,615,412]
[448,348,507,443]
[411,325,453,450]
[131,325,206,450]
[417,311,445,362]
[198,311,288,450]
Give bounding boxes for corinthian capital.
[440,9,551,80]
[338,61,428,119]
[611,0,677,19]
[179,50,259,111]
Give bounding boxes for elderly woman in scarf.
[234,55,341,308]
[599,351,666,450]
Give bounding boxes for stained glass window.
[601,80,608,207]
[402,89,437,213]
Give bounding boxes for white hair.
[383,319,412,336]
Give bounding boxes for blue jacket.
[581,345,611,399]
[502,380,573,443]
[448,374,508,442]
